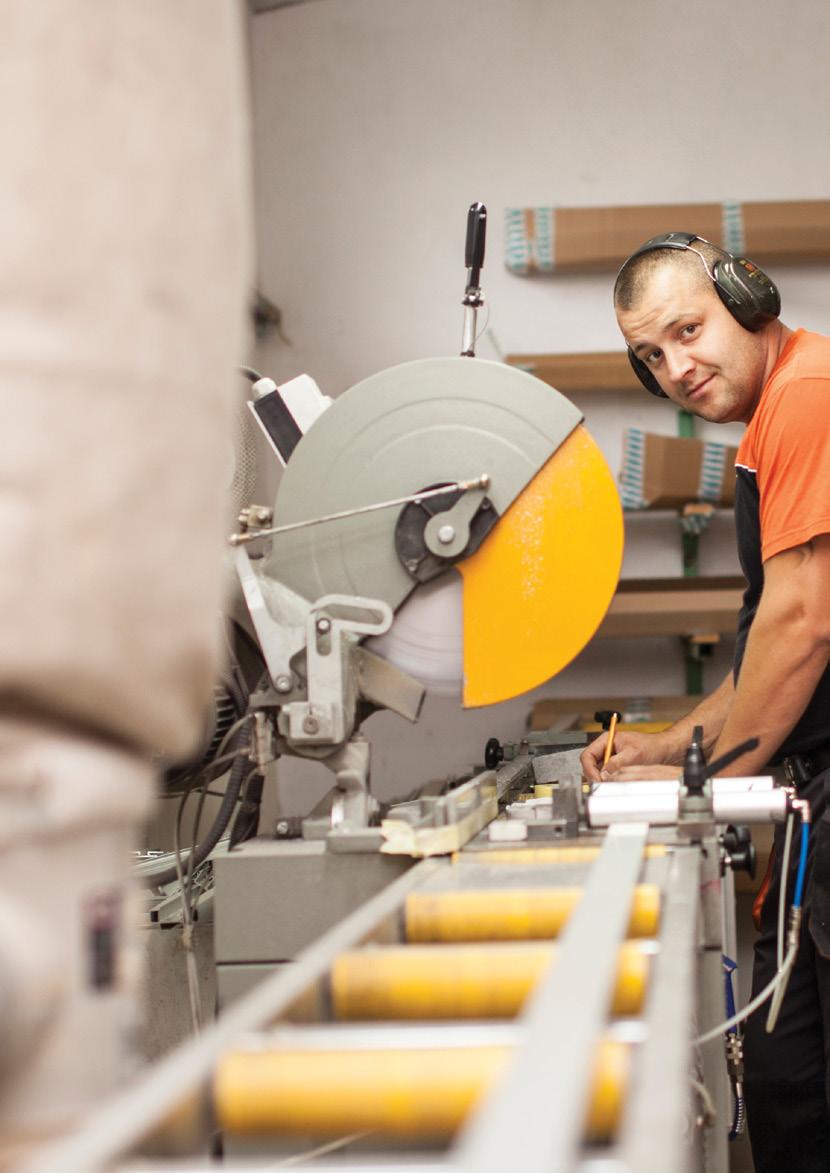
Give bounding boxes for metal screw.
[302,715,320,735]
[276,820,289,835]
[275,675,292,694]
[316,617,331,634]
[437,524,456,545]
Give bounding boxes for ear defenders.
[621,232,781,398]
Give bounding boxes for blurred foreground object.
[0,1,251,1159]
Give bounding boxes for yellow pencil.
[601,712,619,769]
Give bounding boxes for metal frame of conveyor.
[24,817,733,1173]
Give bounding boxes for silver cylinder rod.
[587,776,788,827]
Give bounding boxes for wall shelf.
[505,351,641,394]
[596,576,743,640]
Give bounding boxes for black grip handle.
[465,202,487,278]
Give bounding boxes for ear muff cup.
[627,348,667,398]
[711,257,781,332]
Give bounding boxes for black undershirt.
[733,466,830,762]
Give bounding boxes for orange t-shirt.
[737,328,830,562]
[733,327,830,759]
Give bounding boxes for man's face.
[616,264,768,423]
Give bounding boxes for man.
[581,233,830,1173]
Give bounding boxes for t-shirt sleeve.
[756,376,830,561]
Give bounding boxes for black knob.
[683,725,707,797]
[484,737,504,770]
[723,825,756,878]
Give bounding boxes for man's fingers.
[599,751,627,780]
[580,735,608,782]
[602,763,682,782]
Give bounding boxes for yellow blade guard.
[458,425,622,707]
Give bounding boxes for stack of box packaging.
[619,429,738,511]
[505,198,830,275]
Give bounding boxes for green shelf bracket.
[685,653,704,697]
[682,530,700,577]
[677,409,696,438]
[682,634,719,698]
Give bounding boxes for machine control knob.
[484,737,504,770]
[722,824,756,878]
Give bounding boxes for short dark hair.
[614,238,724,311]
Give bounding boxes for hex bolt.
[302,715,320,735]
[275,675,292,694]
[437,524,456,545]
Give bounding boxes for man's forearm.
[661,671,735,762]
[712,616,828,775]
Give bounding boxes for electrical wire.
[698,805,810,1046]
[474,301,491,346]
[696,937,799,1046]
[794,818,809,907]
[766,818,811,1032]
[776,813,794,972]
[172,778,204,1033]
[141,712,253,890]
[274,1131,371,1167]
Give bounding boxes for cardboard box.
[619,429,737,511]
[505,199,830,274]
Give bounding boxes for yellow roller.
[331,940,649,1020]
[458,425,623,707]
[214,1039,629,1143]
[452,845,667,865]
[405,884,660,942]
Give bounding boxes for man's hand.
[580,730,681,783]
[603,763,682,781]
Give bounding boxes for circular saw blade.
[366,574,463,696]
[457,424,622,707]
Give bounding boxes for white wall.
[245,0,830,809]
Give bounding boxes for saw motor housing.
[235,356,623,833]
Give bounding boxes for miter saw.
[232,204,623,846]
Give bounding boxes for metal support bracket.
[280,594,393,749]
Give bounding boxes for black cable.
[228,769,265,849]
[142,721,251,889]
[141,668,256,890]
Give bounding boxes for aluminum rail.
[22,860,441,1173]
[611,847,701,1173]
[454,821,649,1173]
